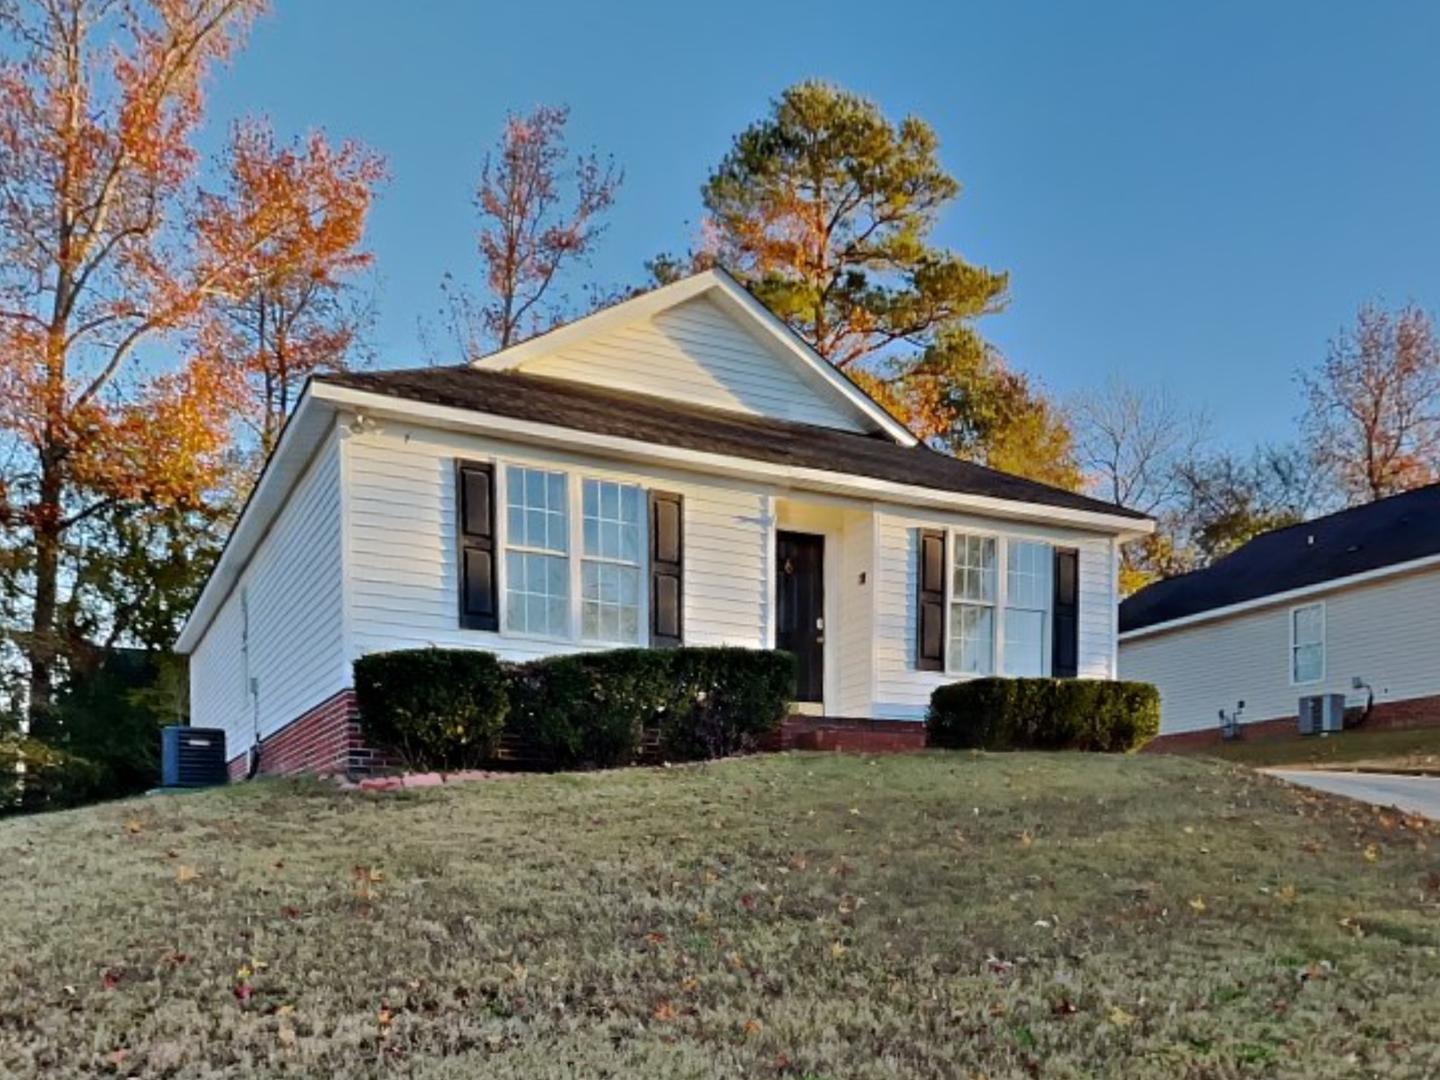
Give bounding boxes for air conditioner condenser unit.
[1298,694,1345,735]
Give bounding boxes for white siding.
[517,295,866,432]
[344,423,771,661]
[871,509,1117,719]
[188,431,346,754]
[835,508,876,716]
[1120,566,1440,735]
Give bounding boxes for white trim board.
[1120,552,1440,642]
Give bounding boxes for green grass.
[3,752,1440,1077]
[1207,726,1440,772]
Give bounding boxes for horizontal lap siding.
[872,510,1117,720]
[519,296,865,432]
[1121,566,1440,735]
[345,426,769,661]
[188,433,346,753]
[835,509,875,716]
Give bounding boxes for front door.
[776,531,825,703]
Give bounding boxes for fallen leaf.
[1108,1006,1135,1027]
[1363,844,1381,863]
[1189,896,1207,913]
[741,1018,763,1037]
[175,864,197,885]
[124,819,143,835]
[830,941,848,959]
[652,1000,677,1022]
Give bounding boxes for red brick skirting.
[224,690,390,780]
[1144,692,1440,753]
[767,715,928,754]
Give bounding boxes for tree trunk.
[27,450,63,721]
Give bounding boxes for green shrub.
[661,647,795,761]
[506,647,794,768]
[0,738,105,816]
[354,649,509,770]
[506,649,673,769]
[926,678,1159,753]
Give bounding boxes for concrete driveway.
[1268,769,1440,819]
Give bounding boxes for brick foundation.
[224,690,390,780]
[1144,692,1440,753]
[767,715,928,754]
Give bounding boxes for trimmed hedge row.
[927,677,1159,752]
[353,649,510,770]
[355,646,794,772]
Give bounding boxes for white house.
[1120,483,1440,748]
[175,269,1151,777]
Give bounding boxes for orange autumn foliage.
[0,0,378,710]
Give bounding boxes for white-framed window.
[497,463,649,644]
[504,466,570,637]
[581,479,644,643]
[1290,602,1325,684]
[945,532,1055,678]
[949,533,998,674]
[1003,540,1052,677]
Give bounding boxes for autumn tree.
[201,120,384,467]
[0,0,371,716]
[701,81,1008,373]
[856,325,1080,489]
[1072,377,1210,591]
[1173,444,1325,565]
[445,105,621,358]
[1300,301,1440,504]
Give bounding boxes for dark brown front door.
[777,531,825,703]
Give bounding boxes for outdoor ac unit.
[1297,694,1345,736]
[161,726,228,788]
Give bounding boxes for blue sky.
[204,1,1440,449]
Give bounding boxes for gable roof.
[317,365,1151,523]
[471,267,920,446]
[1120,483,1440,636]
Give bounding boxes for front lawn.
[3,752,1439,1077]
[1208,726,1440,773]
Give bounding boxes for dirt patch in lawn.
[3,752,1439,1077]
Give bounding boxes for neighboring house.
[175,268,1151,777]
[1120,484,1440,749]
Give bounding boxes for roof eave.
[174,386,339,654]
[312,380,1153,536]
[1119,549,1440,641]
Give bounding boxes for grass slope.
[3,753,1439,1078]
[1207,727,1440,773]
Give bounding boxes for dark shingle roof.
[316,366,1147,521]
[1120,483,1440,633]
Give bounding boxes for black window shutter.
[916,528,947,671]
[456,460,498,631]
[649,490,683,646]
[1051,547,1080,678]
